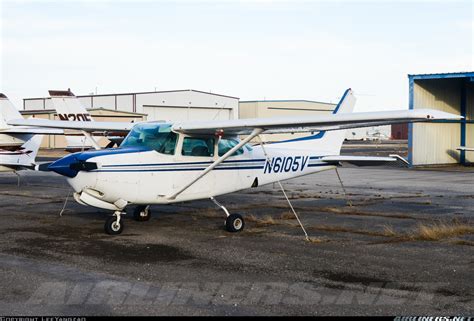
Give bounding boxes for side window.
[182,137,215,157]
[156,133,177,155]
[218,138,244,157]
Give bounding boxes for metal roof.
[20,107,147,116]
[240,99,335,105]
[408,71,474,80]
[24,89,239,101]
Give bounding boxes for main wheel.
[225,214,245,233]
[104,216,124,235]
[133,205,151,221]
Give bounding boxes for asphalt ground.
[0,142,472,316]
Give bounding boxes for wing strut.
[166,128,264,200]
[81,130,101,150]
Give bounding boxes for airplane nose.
[48,154,80,177]
[48,153,97,178]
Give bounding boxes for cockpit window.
[120,123,177,155]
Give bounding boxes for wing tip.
[0,93,8,99]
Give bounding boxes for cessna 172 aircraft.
[7,89,461,235]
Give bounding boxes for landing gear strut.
[211,197,245,233]
[133,205,151,221]
[104,211,124,235]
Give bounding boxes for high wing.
[172,108,461,136]
[7,118,136,132]
[0,127,63,135]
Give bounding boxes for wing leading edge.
[172,108,461,136]
[7,118,136,132]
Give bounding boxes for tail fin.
[268,88,356,155]
[49,89,93,121]
[49,89,94,150]
[19,134,43,161]
[0,134,43,169]
[0,94,23,129]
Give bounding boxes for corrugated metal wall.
[411,76,473,166]
[24,90,239,122]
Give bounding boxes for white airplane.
[7,89,461,235]
[0,94,61,172]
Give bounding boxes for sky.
[0,0,473,111]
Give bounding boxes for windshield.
[120,123,177,155]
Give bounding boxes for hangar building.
[22,89,239,149]
[408,72,474,166]
[23,89,239,122]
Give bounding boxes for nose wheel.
[104,211,124,235]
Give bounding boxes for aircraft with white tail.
[0,94,61,172]
[7,89,462,235]
[48,89,131,151]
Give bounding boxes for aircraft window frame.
[120,123,177,155]
[217,138,245,157]
[181,136,216,157]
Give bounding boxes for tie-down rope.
[256,136,310,242]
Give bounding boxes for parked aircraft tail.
[268,88,356,155]
[0,134,44,171]
[49,89,94,151]
[0,94,23,129]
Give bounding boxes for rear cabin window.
[218,138,244,156]
[182,137,215,157]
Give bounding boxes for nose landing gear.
[104,211,125,235]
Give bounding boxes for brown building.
[391,123,408,140]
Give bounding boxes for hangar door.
[143,106,232,122]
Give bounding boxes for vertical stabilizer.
[49,89,94,150]
[0,94,23,129]
[268,88,356,155]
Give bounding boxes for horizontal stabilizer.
[321,155,408,167]
[457,146,474,152]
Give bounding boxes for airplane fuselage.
[54,144,336,210]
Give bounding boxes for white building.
[23,89,239,122]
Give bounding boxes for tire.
[104,216,124,235]
[133,205,151,222]
[225,214,245,233]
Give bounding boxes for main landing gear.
[133,205,151,221]
[211,197,245,233]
